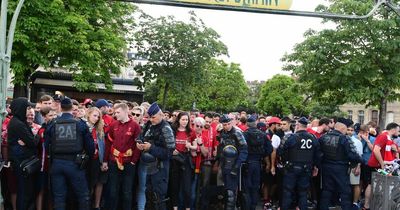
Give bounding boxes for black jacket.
[7,97,37,162]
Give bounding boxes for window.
[387,112,394,125]
[348,110,353,121]
[371,110,378,124]
[358,110,365,124]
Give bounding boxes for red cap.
[268,117,281,125]
[83,98,93,105]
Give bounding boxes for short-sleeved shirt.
[271,134,281,149]
[367,132,390,168]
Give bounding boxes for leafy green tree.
[9,0,135,97]
[283,0,400,128]
[150,59,249,112]
[257,74,306,116]
[133,12,227,109]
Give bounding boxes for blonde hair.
[86,107,104,139]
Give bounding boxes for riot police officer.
[243,115,272,210]
[279,117,321,210]
[217,114,248,210]
[319,119,363,210]
[45,97,95,210]
[136,103,175,210]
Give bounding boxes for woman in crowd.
[170,112,195,210]
[85,107,106,210]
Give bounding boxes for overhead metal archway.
[125,0,400,19]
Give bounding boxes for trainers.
[263,202,273,210]
[352,203,360,210]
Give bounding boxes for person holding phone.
[102,103,141,210]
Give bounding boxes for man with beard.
[95,99,113,135]
[306,118,331,139]
[200,113,218,188]
[263,117,282,210]
[137,103,175,210]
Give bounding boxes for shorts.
[363,165,379,185]
[349,168,360,185]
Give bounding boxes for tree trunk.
[378,97,387,130]
[161,82,169,110]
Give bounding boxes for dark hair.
[204,112,213,119]
[40,106,53,117]
[386,122,399,131]
[281,116,291,123]
[39,95,53,103]
[213,113,220,118]
[258,116,266,120]
[61,104,73,111]
[172,112,191,137]
[319,118,331,126]
[239,116,247,123]
[71,99,79,106]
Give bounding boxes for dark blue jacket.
[319,129,364,165]
[279,130,322,168]
[45,113,95,158]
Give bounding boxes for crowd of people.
[0,93,398,210]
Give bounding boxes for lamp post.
[0,0,25,146]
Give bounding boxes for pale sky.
[136,1,332,81]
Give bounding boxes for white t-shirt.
[351,136,363,156]
[271,134,281,149]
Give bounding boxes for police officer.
[136,103,175,210]
[243,115,272,210]
[45,97,95,210]
[279,117,321,210]
[217,114,248,210]
[319,118,363,210]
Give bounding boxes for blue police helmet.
[222,145,238,158]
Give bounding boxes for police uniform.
[243,116,272,210]
[45,98,95,210]
[217,115,248,210]
[140,103,175,210]
[319,121,363,210]
[278,117,321,210]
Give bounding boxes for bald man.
[318,122,364,210]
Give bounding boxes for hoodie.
[7,97,37,162]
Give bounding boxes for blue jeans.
[137,161,147,210]
[51,159,90,210]
[107,161,136,210]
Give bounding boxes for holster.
[74,153,89,170]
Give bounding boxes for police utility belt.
[284,161,312,171]
[53,153,89,169]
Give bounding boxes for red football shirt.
[175,130,191,153]
[368,131,390,168]
[104,118,141,164]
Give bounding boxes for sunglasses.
[196,125,203,128]
[133,113,141,117]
